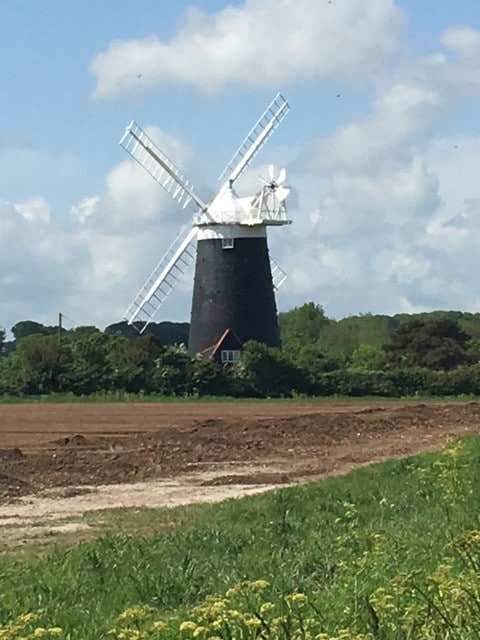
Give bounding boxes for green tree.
[11,334,70,394]
[152,345,193,395]
[348,344,387,372]
[385,318,474,371]
[234,341,303,397]
[191,357,232,396]
[279,302,330,354]
[466,338,480,362]
[11,320,57,340]
[65,330,115,394]
[105,320,189,345]
[0,352,27,394]
[317,314,396,359]
[107,334,163,393]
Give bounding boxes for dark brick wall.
[188,236,281,355]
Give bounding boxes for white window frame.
[220,349,241,363]
[222,238,234,250]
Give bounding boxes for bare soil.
[0,401,479,548]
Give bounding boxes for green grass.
[0,437,479,638]
[1,391,478,404]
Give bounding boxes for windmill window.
[221,349,241,363]
[222,238,234,250]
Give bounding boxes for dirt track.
[0,401,479,546]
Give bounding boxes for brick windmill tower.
[120,94,291,360]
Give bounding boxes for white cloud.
[275,22,480,319]
[372,250,431,285]
[0,200,90,332]
[14,196,51,223]
[70,195,99,224]
[89,0,404,99]
[441,26,480,60]
[426,136,480,217]
[297,80,447,175]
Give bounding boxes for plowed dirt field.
[0,401,479,547]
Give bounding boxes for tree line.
[1,304,480,398]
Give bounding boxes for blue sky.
[1,0,480,334]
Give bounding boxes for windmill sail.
[124,226,198,332]
[120,121,207,211]
[218,93,290,187]
[270,258,287,291]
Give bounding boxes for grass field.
[1,391,477,404]
[0,435,479,638]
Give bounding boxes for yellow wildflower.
[252,580,269,591]
[17,613,40,625]
[210,620,223,631]
[291,592,307,605]
[225,587,238,599]
[259,602,275,615]
[226,609,242,620]
[117,605,154,623]
[243,616,261,628]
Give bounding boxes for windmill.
[120,93,291,358]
